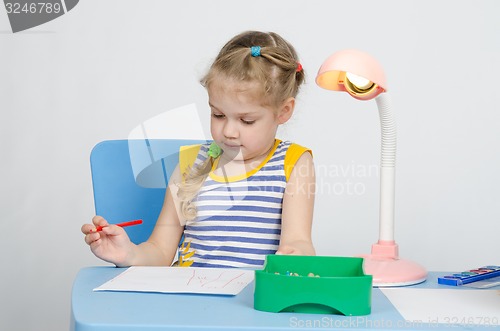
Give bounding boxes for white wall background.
[1,0,499,330]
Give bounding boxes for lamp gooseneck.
[376,93,396,243]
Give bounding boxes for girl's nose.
[223,120,239,139]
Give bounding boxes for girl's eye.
[212,113,225,119]
[241,119,255,125]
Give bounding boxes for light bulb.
[342,71,380,100]
[345,72,373,90]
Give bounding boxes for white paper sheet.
[94,266,255,296]
[381,288,500,326]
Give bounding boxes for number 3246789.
[5,2,62,14]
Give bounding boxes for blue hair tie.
[250,46,261,57]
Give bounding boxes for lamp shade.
[316,49,388,100]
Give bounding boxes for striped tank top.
[178,139,311,268]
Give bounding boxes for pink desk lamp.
[316,49,427,286]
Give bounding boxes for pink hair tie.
[296,62,303,72]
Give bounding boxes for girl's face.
[208,79,290,163]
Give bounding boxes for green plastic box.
[254,255,372,315]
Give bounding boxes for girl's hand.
[275,245,300,255]
[81,216,135,267]
[276,240,315,256]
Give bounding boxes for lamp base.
[361,241,427,287]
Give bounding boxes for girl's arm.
[124,165,185,266]
[82,166,185,267]
[277,152,316,255]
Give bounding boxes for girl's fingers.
[89,237,105,252]
[92,215,108,227]
[81,223,93,234]
[276,246,296,255]
[84,231,100,245]
[100,224,124,236]
[81,216,109,235]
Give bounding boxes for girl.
[82,31,316,268]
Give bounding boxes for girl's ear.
[277,97,295,124]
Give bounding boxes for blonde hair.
[178,31,305,221]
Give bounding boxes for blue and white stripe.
[183,141,292,268]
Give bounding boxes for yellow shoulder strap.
[179,144,202,178]
[284,143,312,181]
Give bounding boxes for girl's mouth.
[223,142,241,149]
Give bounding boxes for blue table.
[71,267,499,331]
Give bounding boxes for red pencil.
[91,219,143,232]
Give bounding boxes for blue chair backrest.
[90,139,205,244]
